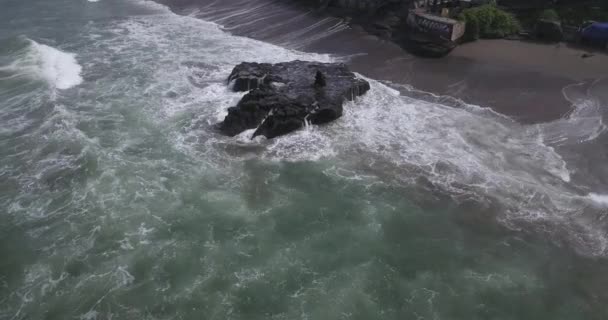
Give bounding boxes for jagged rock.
[220,60,370,139]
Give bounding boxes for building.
[407,9,466,41]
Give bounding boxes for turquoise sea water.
[1,0,608,319]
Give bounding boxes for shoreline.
[161,0,608,123]
[309,28,608,123]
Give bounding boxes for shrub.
[459,5,520,40]
[539,9,560,22]
[459,11,480,41]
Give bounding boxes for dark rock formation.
[536,19,563,42]
[314,70,327,88]
[220,61,370,139]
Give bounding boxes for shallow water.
[1,0,608,319]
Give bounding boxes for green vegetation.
[556,6,608,25]
[539,9,559,22]
[458,5,520,41]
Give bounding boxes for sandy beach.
[338,36,608,123]
[452,40,608,80]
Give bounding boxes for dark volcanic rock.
[220,60,370,139]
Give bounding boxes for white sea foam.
[110,1,589,235]
[115,266,135,287]
[79,310,99,320]
[298,78,606,254]
[29,40,83,90]
[540,81,607,147]
[587,193,608,207]
[337,79,574,193]
[14,0,605,260]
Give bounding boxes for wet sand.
[452,40,608,80]
[315,33,608,123]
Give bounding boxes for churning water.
[2,0,608,319]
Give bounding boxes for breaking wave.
[0,37,83,91]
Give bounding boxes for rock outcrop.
[219,61,370,139]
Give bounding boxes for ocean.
[1,0,608,319]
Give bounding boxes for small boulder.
[536,19,563,42]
